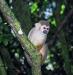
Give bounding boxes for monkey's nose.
[43,30,48,34]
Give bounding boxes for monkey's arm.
[36,44,48,64]
[28,28,35,39]
[40,44,48,62]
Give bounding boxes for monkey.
[28,20,50,64]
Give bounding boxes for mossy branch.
[0,0,41,75]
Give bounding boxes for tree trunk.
[0,0,42,75]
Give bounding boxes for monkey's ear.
[35,23,41,29]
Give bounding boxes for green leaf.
[51,18,57,26]
[61,4,65,10]
[3,39,8,46]
[44,0,48,2]
[15,53,19,59]
[30,2,38,13]
[60,4,65,15]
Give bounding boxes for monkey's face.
[40,25,50,34]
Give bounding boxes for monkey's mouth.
[43,30,48,34]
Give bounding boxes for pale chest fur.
[29,30,47,46]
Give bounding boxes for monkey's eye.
[43,27,46,29]
[47,28,49,30]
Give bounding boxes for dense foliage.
[0,0,73,75]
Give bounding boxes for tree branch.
[0,0,41,75]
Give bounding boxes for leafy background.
[0,0,73,75]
